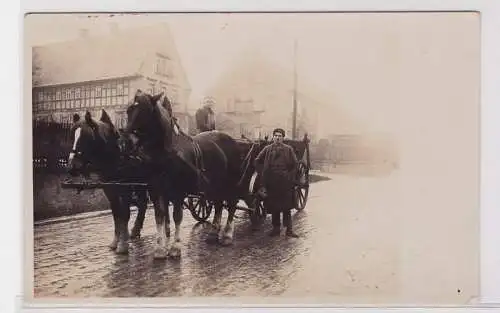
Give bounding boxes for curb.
[34,206,147,227]
[34,172,333,227]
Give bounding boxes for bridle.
[124,95,212,188]
[68,126,92,176]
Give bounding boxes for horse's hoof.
[153,249,168,260]
[130,231,141,240]
[168,247,181,259]
[205,233,219,245]
[220,236,233,247]
[116,243,129,255]
[109,240,118,250]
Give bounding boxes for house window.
[110,81,117,97]
[56,91,61,100]
[95,87,102,97]
[154,57,168,76]
[75,88,81,99]
[117,83,123,95]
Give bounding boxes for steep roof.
[32,23,190,89]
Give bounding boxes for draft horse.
[124,91,243,259]
[67,110,154,254]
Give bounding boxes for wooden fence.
[32,120,74,173]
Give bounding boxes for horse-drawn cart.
[181,134,311,224]
[60,134,311,225]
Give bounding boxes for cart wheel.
[249,197,266,228]
[246,171,267,226]
[185,197,212,222]
[295,161,309,211]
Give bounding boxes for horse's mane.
[153,98,194,143]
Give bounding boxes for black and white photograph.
[25,12,480,305]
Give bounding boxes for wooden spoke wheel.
[246,171,267,226]
[294,161,310,211]
[249,196,266,224]
[185,196,213,222]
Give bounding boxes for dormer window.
[155,57,167,76]
[154,55,169,76]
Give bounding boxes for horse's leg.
[206,200,223,244]
[103,188,130,254]
[109,208,119,251]
[116,191,131,254]
[153,190,170,259]
[168,198,183,258]
[130,190,148,239]
[221,199,238,246]
[104,189,121,251]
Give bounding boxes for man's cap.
[272,128,285,136]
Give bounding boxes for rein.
[237,143,257,187]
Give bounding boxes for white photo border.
[8,0,500,312]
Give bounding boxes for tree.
[32,49,43,86]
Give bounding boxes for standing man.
[254,128,299,237]
[195,97,216,133]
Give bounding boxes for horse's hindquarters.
[196,135,242,199]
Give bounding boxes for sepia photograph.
[24,11,480,305]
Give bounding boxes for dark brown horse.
[67,109,153,254]
[124,91,243,259]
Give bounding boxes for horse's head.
[124,89,175,151]
[67,109,120,177]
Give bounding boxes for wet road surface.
[33,171,400,300]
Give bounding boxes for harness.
[186,140,209,192]
[237,143,257,187]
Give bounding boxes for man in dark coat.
[195,103,216,133]
[254,128,299,237]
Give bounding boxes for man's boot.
[270,211,281,236]
[286,227,299,238]
[269,227,281,237]
[283,209,299,238]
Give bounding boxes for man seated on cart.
[195,100,216,133]
[254,128,299,238]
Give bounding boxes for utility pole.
[292,39,298,140]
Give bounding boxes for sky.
[25,12,479,139]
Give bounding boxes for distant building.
[204,53,324,141]
[31,23,191,130]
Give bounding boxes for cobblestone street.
[34,172,404,301]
